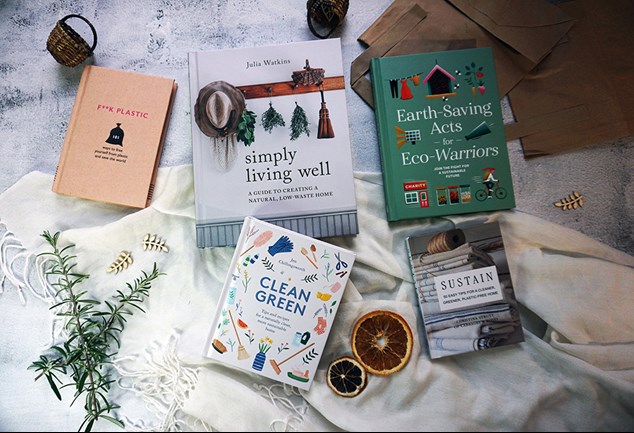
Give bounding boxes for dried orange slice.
[326,356,367,398]
[351,310,413,376]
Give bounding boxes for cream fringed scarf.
[1,166,633,431]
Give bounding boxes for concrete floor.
[0,0,632,254]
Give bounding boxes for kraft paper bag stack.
[353,0,634,157]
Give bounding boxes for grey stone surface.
[0,0,632,254]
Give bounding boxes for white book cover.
[204,216,355,390]
[188,39,358,247]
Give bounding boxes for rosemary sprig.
[29,231,163,432]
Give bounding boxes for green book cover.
[370,47,515,221]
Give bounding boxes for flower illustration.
[258,337,273,354]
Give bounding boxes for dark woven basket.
[292,60,325,87]
[307,0,349,39]
[47,14,97,67]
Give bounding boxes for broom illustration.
[228,309,250,360]
[269,342,316,375]
[317,89,335,139]
[240,230,273,256]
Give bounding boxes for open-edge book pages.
[188,39,357,247]
[203,216,355,390]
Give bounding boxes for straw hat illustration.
[194,80,246,171]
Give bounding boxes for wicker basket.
[291,60,325,87]
[307,0,349,39]
[47,14,97,67]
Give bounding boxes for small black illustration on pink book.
[106,123,124,146]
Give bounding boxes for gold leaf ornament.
[142,234,169,253]
[107,251,133,273]
[554,191,584,210]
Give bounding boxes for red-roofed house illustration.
[423,63,457,99]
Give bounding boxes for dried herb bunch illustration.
[261,96,286,133]
[290,101,310,141]
[29,231,163,432]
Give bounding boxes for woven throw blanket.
[1,166,633,431]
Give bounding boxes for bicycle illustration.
[475,181,507,201]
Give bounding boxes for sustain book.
[188,39,358,247]
[370,47,515,221]
[406,221,524,359]
[204,216,355,390]
[52,65,177,208]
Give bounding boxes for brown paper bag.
[351,0,574,107]
[355,0,634,156]
[350,4,475,107]
[504,0,634,156]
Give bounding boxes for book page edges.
[145,81,178,207]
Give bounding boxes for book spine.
[203,216,254,356]
[52,65,92,190]
[370,58,397,221]
[405,239,428,322]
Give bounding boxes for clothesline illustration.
[382,71,425,82]
[383,63,461,100]
[380,60,456,82]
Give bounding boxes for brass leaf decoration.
[554,191,584,211]
[142,234,169,253]
[107,251,133,273]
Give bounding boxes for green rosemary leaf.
[77,371,89,393]
[50,346,67,357]
[82,417,95,432]
[70,391,84,407]
[96,391,110,408]
[127,303,146,313]
[106,332,121,348]
[50,299,72,309]
[101,416,125,428]
[46,374,62,401]
[59,244,75,254]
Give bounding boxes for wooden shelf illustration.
[237,76,345,100]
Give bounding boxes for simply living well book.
[371,47,515,221]
[204,217,355,390]
[188,39,358,247]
